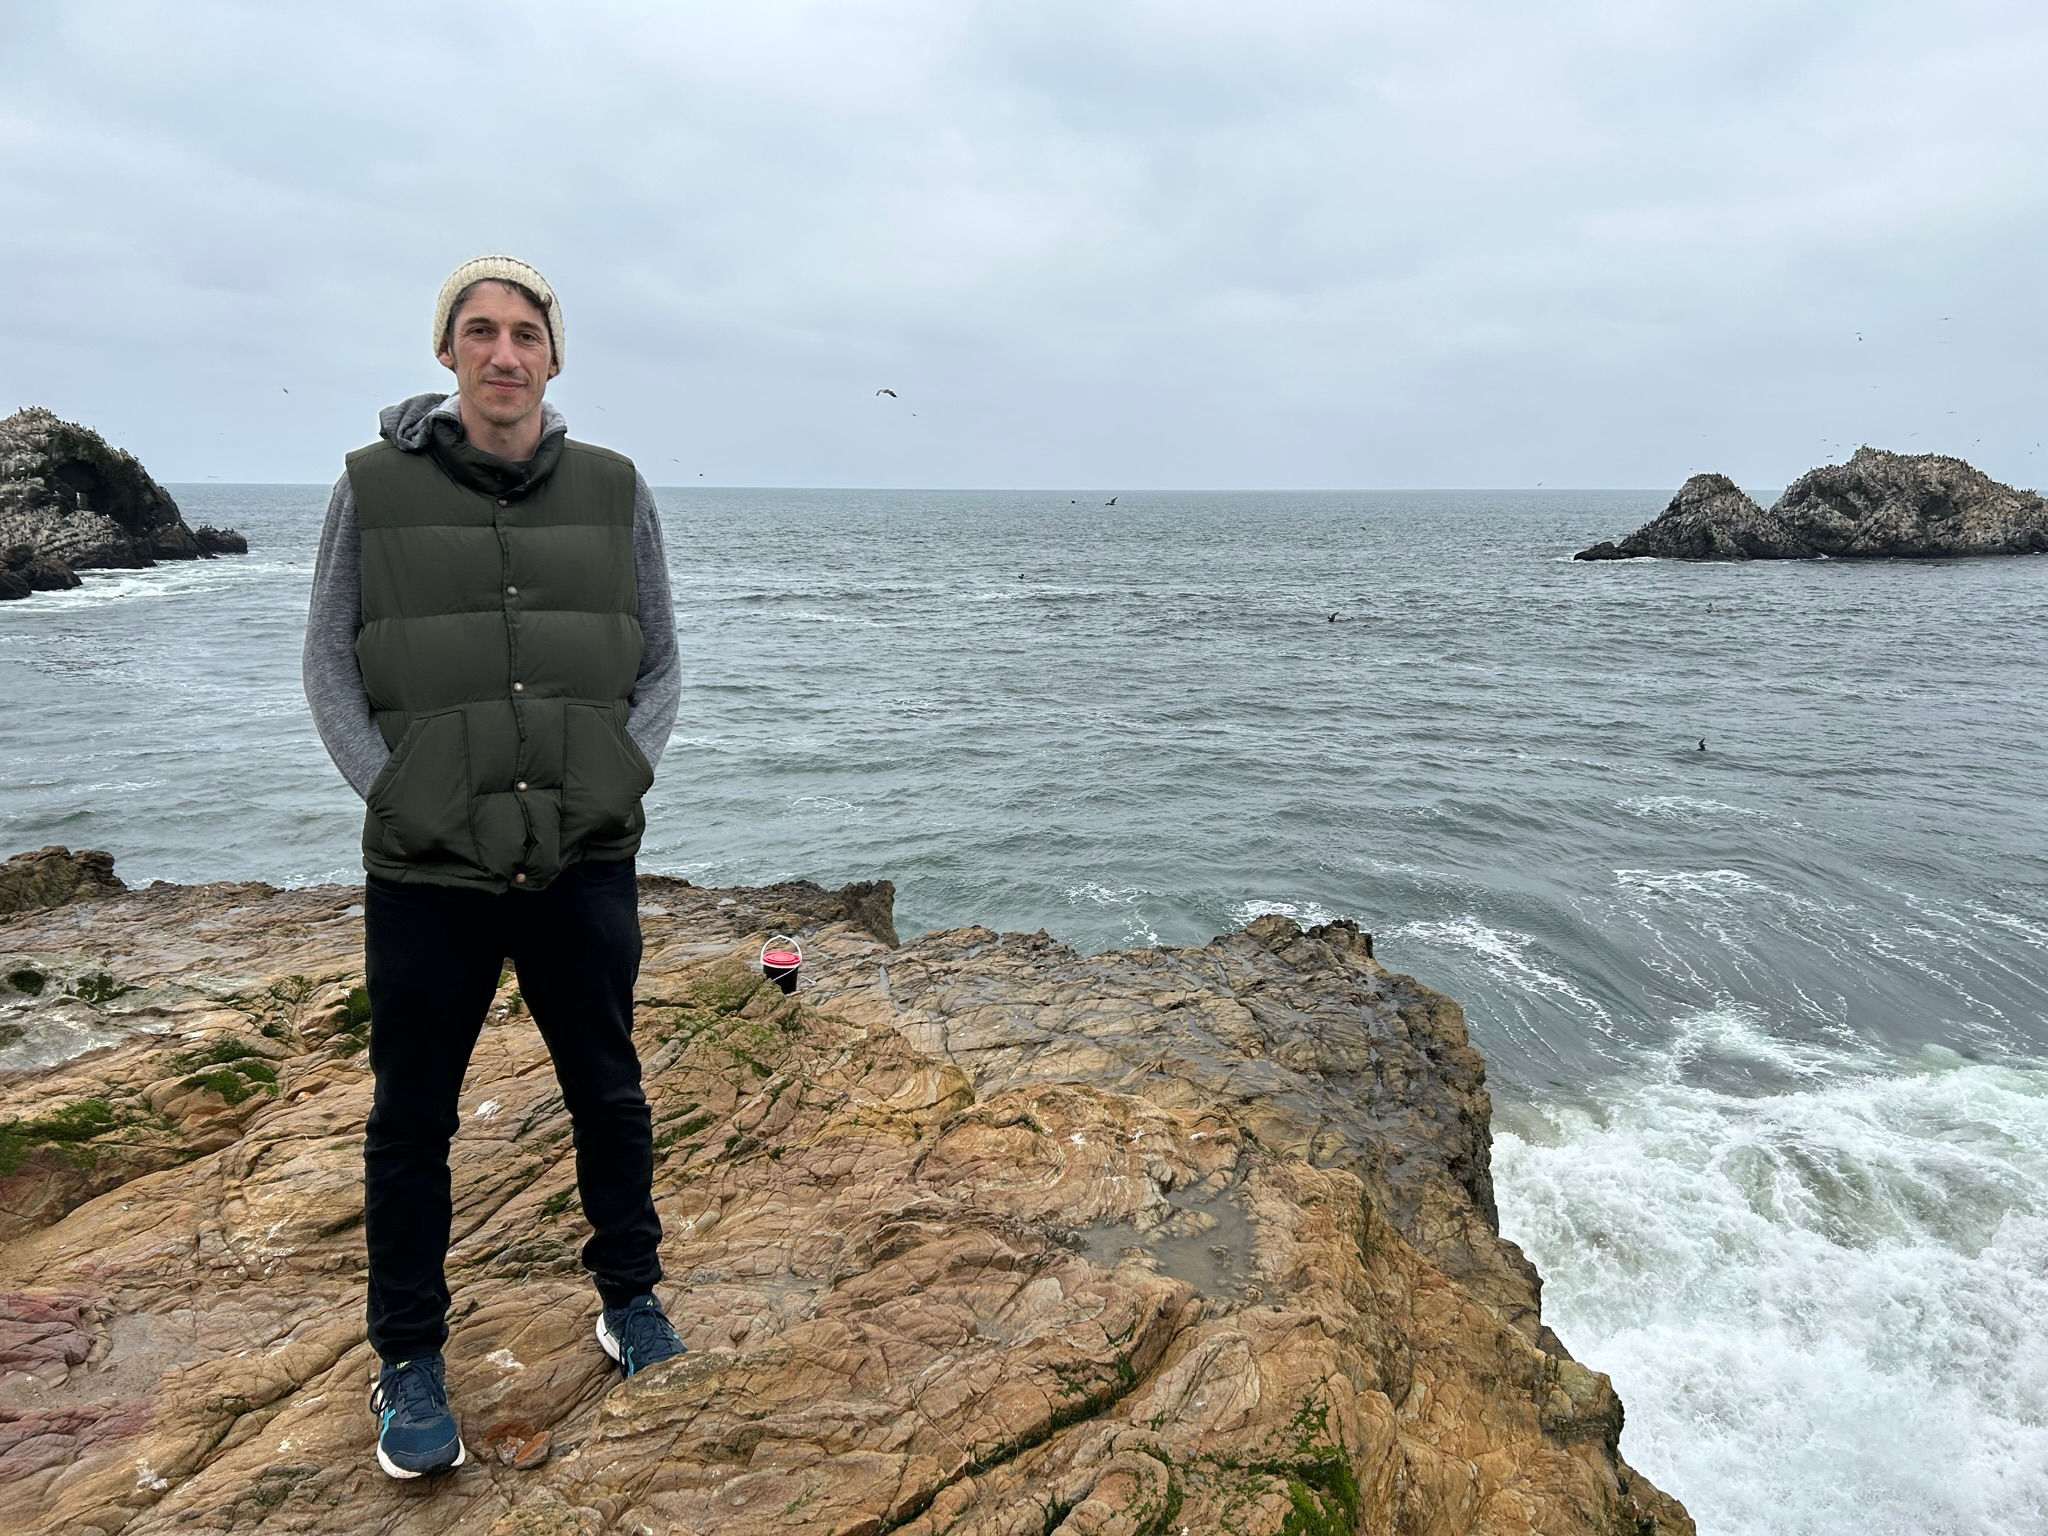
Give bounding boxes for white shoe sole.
[376,1436,466,1480]
[596,1312,687,1376]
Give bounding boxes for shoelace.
[615,1302,676,1368]
[382,1357,449,1421]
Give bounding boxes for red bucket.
[761,936,802,995]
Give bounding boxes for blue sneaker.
[596,1293,686,1377]
[368,1353,465,1478]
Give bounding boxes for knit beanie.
[432,255,564,369]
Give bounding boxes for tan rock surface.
[0,873,1690,1536]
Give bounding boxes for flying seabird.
[1105,496,1117,506]
[876,388,897,398]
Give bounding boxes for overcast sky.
[3,0,2044,488]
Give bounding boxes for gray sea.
[3,485,2044,1534]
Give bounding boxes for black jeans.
[361,857,662,1360]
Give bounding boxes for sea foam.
[1495,1043,2048,1536]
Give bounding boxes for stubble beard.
[467,373,541,431]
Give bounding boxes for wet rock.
[191,525,247,556]
[0,847,126,917]
[0,408,246,597]
[0,875,1691,1536]
[1576,448,2048,560]
[721,876,899,947]
[1,544,80,593]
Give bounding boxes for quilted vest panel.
[346,437,646,891]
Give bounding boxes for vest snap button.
[512,681,524,692]
[516,780,528,791]
[498,498,509,507]
[513,872,527,884]
[506,585,518,595]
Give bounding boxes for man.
[303,256,685,1480]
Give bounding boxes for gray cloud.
[3,0,2043,488]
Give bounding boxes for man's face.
[436,282,558,429]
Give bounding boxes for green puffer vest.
[346,435,649,892]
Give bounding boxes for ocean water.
[2,484,2044,1533]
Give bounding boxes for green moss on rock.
[0,1096,129,1175]
[688,962,765,1016]
[66,970,129,1005]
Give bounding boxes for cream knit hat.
[432,255,564,369]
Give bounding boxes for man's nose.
[488,332,525,374]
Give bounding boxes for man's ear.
[436,345,456,371]
[547,358,561,380]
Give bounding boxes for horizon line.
[163,481,1696,494]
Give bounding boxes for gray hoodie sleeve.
[626,472,680,769]
[302,474,390,799]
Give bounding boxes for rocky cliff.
[1576,447,2048,560]
[0,851,1691,1536]
[0,409,246,601]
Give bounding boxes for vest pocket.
[364,708,480,866]
[561,702,654,850]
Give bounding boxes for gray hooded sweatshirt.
[302,392,680,799]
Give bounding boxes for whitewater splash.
[1231,896,1342,930]
[1390,914,1613,1018]
[1064,881,1165,946]
[1619,795,1786,826]
[1496,1025,2048,1536]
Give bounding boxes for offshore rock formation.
[0,863,1691,1536]
[1574,474,1787,561]
[0,408,246,601]
[1576,447,2048,560]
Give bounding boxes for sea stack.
[0,406,246,600]
[1576,447,2048,560]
